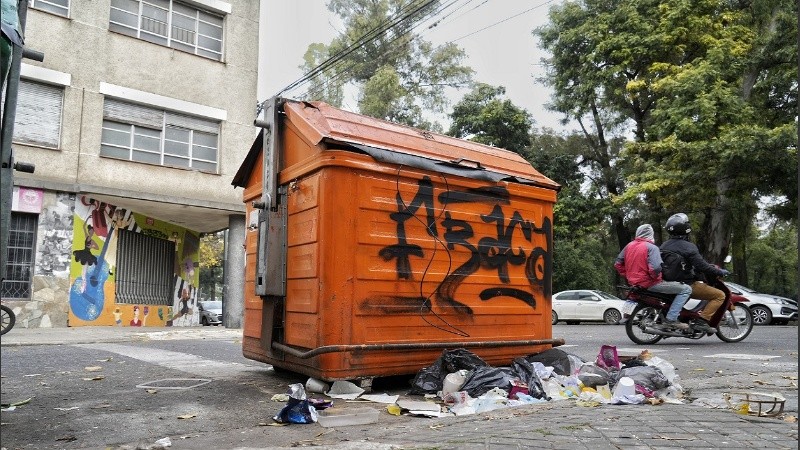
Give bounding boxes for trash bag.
[525,348,584,376]
[510,357,549,400]
[577,363,613,388]
[273,397,318,424]
[595,345,621,370]
[617,365,670,391]
[459,366,515,398]
[409,349,488,395]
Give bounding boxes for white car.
[551,290,627,325]
[724,282,798,325]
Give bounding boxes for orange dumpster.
[232,98,561,382]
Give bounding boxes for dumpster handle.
[271,338,566,359]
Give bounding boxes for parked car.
[724,282,798,325]
[551,290,627,325]
[198,300,223,326]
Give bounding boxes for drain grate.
[136,378,212,390]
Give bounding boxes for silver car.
[551,290,626,325]
[724,282,797,325]
[198,300,223,326]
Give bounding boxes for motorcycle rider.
[615,224,693,330]
[660,213,729,333]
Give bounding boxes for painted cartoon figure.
[130,305,143,326]
[113,307,122,326]
[104,208,131,275]
[73,223,99,293]
[171,288,193,323]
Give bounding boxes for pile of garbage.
[271,345,684,425]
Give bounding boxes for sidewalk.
[1,325,798,449]
[0,325,243,346]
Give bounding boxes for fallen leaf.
[55,435,77,442]
[267,422,288,427]
[783,415,797,423]
[693,368,706,372]
[429,424,445,431]
[97,357,113,362]
[84,366,103,372]
[54,406,79,411]
[23,373,42,377]
[0,397,33,408]
[146,389,158,394]
[753,380,773,385]
[82,376,105,381]
[177,414,196,420]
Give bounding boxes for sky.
[258,0,567,131]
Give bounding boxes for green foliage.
[552,237,615,293]
[447,83,533,154]
[199,233,224,300]
[301,0,473,128]
[746,222,797,298]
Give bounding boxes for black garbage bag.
[617,365,670,391]
[459,366,515,397]
[510,357,549,400]
[409,349,489,395]
[524,348,585,376]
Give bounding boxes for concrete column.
[223,214,246,329]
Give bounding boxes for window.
[100,98,219,172]
[30,0,70,18]
[109,0,224,61]
[115,229,174,305]
[1,213,38,300]
[2,80,64,148]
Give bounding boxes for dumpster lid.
[232,100,559,190]
[285,101,558,189]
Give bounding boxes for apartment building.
[2,0,258,328]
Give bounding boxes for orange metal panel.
[237,100,558,381]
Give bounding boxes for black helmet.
[665,213,691,236]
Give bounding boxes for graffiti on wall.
[69,196,200,327]
[37,193,74,277]
[375,175,552,316]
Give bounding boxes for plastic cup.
[613,376,635,397]
[305,377,330,394]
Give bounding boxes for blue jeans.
[647,281,693,321]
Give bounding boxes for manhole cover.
[136,378,212,390]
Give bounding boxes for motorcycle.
[619,264,754,344]
[1,303,16,335]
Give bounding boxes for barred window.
[100,98,219,172]
[31,0,70,18]
[1,213,38,300]
[109,0,224,61]
[115,229,174,305]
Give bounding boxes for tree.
[199,232,224,301]
[300,0,473,129]
[447,83,533,155]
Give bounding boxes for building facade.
[2,0,258,328]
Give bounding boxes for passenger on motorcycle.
[614,224,693,331]
[660,213,729,333]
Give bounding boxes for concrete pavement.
[2,326,798,449]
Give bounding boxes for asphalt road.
[1,324,796,449]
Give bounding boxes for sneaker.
[692,319,717,333]
[662,319,689,330]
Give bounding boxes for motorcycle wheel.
[716,304,754,343]
[1,305,16,336]
[625,304,663,345]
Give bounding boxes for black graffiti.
[378,176,437,279]
[378,178,552,312]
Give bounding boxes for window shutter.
[14,81,64,148]
[166,112,219,134]
[103,98,164,129]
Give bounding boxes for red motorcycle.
[619,266,754,344]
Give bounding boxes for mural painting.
[69,196,200,327]
[374,176,552,320]
[36,193,74,277]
